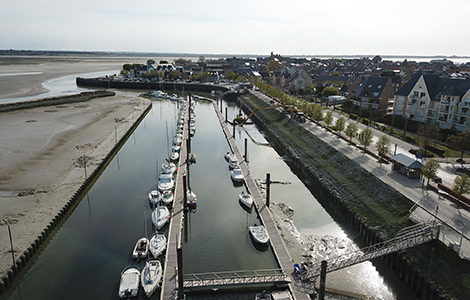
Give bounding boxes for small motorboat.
[171,144,181,153]
[161,160,177,175]
[188,153,196,164]
[187,190,197,209]
[161,190,174,205]
[141,260,162,298]
[148,190,160,204]
[118,266,140,298]
[152,206,170,230]
[231,167,244,182]
[249,225,269,244]
[132,238,149,259]
[239,191,253,208]
[255,291,272,300]
[228,156,239,169]
[158,173,175,192]
[149,234,166,258]
[170,151,179,162]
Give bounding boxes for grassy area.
[241,93,470,299]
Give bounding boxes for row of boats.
[118,96,196,299]
[224,151,270,246]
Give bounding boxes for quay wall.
[76,77,229,93]
[0,90,115,113]
[0,101,152,296]
[234,93,468,300]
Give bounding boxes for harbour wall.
[0,100,152,296]
[76,77,229,93]
[234,93,461,300]
[0,90,115,113]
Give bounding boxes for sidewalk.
[250,90,470,259]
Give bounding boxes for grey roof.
[396,71,470,100]
[351,76,390,98]
[390,153,423,169]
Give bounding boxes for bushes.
[409,148,435,158]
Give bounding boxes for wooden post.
[318,260,327,300]
[114,126,117,143]
[232,122,235,138]
[83,155,87,178]
[244,138,248,162]
[266,173,271,207]
[183,175,188,210]
[177,240,184,299]
[7,224,15,265]
[225,107,228,123]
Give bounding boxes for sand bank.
[0,94,151,275]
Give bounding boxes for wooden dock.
[212,102,312,300]
[160,99,189,300]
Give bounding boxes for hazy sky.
[1,0,469,56]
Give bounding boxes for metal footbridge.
[300,222,440,280]
[183,268,289,290]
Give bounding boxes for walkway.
[249,90,470,259]
[160,99,189,300]
[212,101,312,300]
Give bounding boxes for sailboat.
[140,260,162,297]
[238,191,253,209]
[148,190,160,204]
[248,224,269,244]
[152,206,170,230]
[149,234,167,258]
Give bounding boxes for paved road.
[250,90,470,259]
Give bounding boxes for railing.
[300,222,440,280]
[183,268,288,288]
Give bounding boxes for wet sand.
[0,56,146,99]
[0,94,151,276]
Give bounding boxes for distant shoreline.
[1,49,469,61]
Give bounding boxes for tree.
[192,71,209,82]
[421,159,439,186]
[146,59,155,65]
[358,128,373,149]
[453,174,470,197]
[345,123,358,141]
[418,124,439,155]
[159,60,169,64]
[174,58,191,65]
[267,59,282,72]
[122,63,132,71]
[324,111,333,127]
[376,135,391,157]
[312,104,324,121]
[446,132,470,163]
[334,117,346,132]
[198,56,206,64]
[168,70,181,80]
[321,86,339,97]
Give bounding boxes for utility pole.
[244,138,248,162]
[266,173,271,207]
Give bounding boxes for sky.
[1,0,469,56]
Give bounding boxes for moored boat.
[228,156,239,169]
[118,266,140,299]
[148,190,160,204]
[132,238,149,259]
[239,191,253,208]
[187,189,197,209]
[152,206,170,230]
[141,260,162,298]
[158,173,175,192]
[231,167,244,182]
[161,160,176,175]
[170,151,179,162]
[248,225,269,244]
[149,234,166,258]
[160,190,174,205]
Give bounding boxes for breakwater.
[76,77,229,93]
[0,102,152,296]
[0,90,115,113]
[234,93,465,300]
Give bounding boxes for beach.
[0,93,151,276]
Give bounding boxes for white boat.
[187,190,197,209]
[231,167,244,182]
[224,152,232,161]
[239,191,253,208]
[161,160,176,175]
[170,151,179,162]
[148,190,160,204]
[249,225,269,244]
[169,94,178,101]
[141,260,162,298]
[255,291,271,300]
[118,266,140,298]
[188,153,196,164]
[158,173,175,191]
[228,156,239,169]
[171,144,181,152]
[161,190,174,205]
[173,136,182,145]
[152,206,170,230]
[149,234,166,258]
[132,238,149,259]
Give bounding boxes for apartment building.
[393,71,470,132]
[347,75,394,117]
